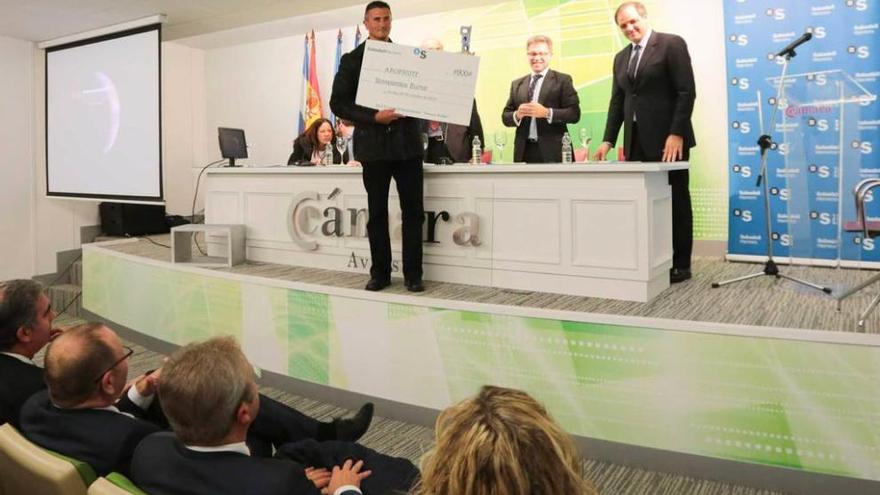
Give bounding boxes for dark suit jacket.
[287,136,349,165]
[601,31,696,159]
[0,354,45,428]
[420,100,484,163]
[19,390,161,477]
[132,432,361,495]
[330,41,423,163]
[501,69,581,162]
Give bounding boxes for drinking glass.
[579,127,592,162]
[335,135,348,164]
[493,130,507,163]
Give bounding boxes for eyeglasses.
[527,51,550,57]
[93,345,134,383]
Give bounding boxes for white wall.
[162,42,207,215]
[204,36,305,166]
[0,35,36,280]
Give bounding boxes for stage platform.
[81,235,880,495]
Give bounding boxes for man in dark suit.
[502,35,581,163]
[19,322,162,476]
[420,39,485,164]
[0,279,57,427]
[594,2,696,283]
[330,1,426,293]
[132,336,383,495]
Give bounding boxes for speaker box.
[99,203,169,236]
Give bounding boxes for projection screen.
[46,24,162,202]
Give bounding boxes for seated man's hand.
[347,160,362,167]
[324,459,371,495]
[305,467,332,490]
[133,367,162,397]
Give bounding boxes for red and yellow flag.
[300,31,323,132]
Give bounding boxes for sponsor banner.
[724,0,879,261]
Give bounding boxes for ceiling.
[0,0,368,43]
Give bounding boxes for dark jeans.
[361,158,425,282]
[629,122,693,270]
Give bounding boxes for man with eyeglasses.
[0,279,59,427]
[502,34,581,163]
[19,322,161,476]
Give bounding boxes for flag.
[300,30,323,133]
[331,29,343,126]
[298,34,308,134]
[354,25,361,49]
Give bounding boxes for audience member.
[132,336,374,495]
[19,322,162,476]
[411,385,599,495]
[0,279,58,427]
[288,118,349,165]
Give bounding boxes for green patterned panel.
[282,290,331,384]
[83,250,242,344]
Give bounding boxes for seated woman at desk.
[288,118,349,165]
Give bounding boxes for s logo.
[733,164,752,178]
[807,26,826,39]
[846,0,868,12]
[733,209,752,222]
[765,8,786,20]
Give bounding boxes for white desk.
[204,162,688,301]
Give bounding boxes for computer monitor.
[218,127,248,167]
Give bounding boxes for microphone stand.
[712,47,831,294]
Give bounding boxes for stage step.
[47,283,82,318]
[70,259,83,287]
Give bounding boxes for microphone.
[776,32,812,58]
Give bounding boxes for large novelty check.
[355,40,480,126]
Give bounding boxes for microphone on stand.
[776,32,812,58]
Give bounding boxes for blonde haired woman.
[412,385,598,495]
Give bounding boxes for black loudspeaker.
[99,203,169,236]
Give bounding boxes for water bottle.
[471,135,482,164]
[323,144,333,166]
[561,132,573,164]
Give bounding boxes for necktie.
[528,73,543,101]
[627,44,641,83]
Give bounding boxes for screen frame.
[45,23,163,203]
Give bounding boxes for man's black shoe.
[333,403,374,442]
[365,278,391,291]
[670,268,692,284]
[405,279,425,292]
